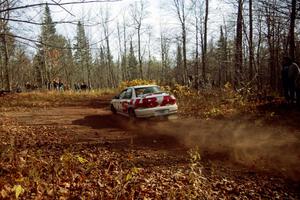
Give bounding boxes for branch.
[0,0,122,13]
[50,0,75,17]
[0,17,104,27]
[2,30,114,50]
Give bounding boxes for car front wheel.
[111,104,117,114]
[128,108,136,118]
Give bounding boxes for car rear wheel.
[111,104,117,114]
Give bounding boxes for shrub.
[118,79,156,90]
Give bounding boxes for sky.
[12,0,233,59]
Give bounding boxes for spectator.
[53,80,58,90]
[25,82,31,91]
[80,82,87,91]
[58,80,64,91]
[282,57,300,105]
[292,61,300,106]
[74,83,80,91]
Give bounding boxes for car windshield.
[135,86,162,97]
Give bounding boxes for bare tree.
[249,0,254,81]
[173,0,188,85]
[289,0,297,59]
[130,0,148,79]
[202,0,208,84]
[100,7,115,87]
[0,0,12,90]
[234,0,243,88]
[190,0,202,88]
[160,27,171,85]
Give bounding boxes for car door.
[113,90,126,112]
[120,88,133,114]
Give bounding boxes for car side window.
[119,88,132,99]
[119,90,127,99]
[124,88,132,99]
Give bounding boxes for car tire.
[111,104,117,114]
[128,108,137,127]
[128,108,136,118]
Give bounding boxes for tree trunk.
[256,12,263,91]
[195,15,199,89]
[1,33,10,90]
[182,22,187,84]
[137,26,143,79]
[266,6,276,90]
[289,0,296,59]
[106,35,114,88]
[202,0,208,84]
[117,21,123,81]
[123,18,128,80]
[234,0,243,88]
[249,0,254,81]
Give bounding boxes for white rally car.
[110,85,178,118]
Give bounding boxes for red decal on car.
[144,97,159,108]
[134,99,142,108]
[161,96,176,106]
[134,98,158,108]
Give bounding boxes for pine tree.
[59,38,74,87]
[74,21,92,88]
[94,45,109,88]
[33,47,44,88]
[121,54,128,81]
[128,41,138,80]
[41,4,56,45]
[38,3,58,87]
[216,26,228,86]
[33,4,75,89]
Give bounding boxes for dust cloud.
[130,118,300,180]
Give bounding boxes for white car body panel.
[134,104,178,118]
[110,85,178,118]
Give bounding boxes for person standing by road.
[282,57,300,105]
[291,61,300,106]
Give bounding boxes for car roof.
[130,85,158,89]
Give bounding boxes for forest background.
[0,0,299,95]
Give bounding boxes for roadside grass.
[0,89,116,111]
[168,83,285,119]
[0,83,278,118]
[168,84,246,119]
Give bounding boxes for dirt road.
[7,105,300,174]
[2,98,300,198]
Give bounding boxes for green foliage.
[128,41,138,80]
[41,4,56,41]
[74,21,92,85]
[35,4,75,86]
